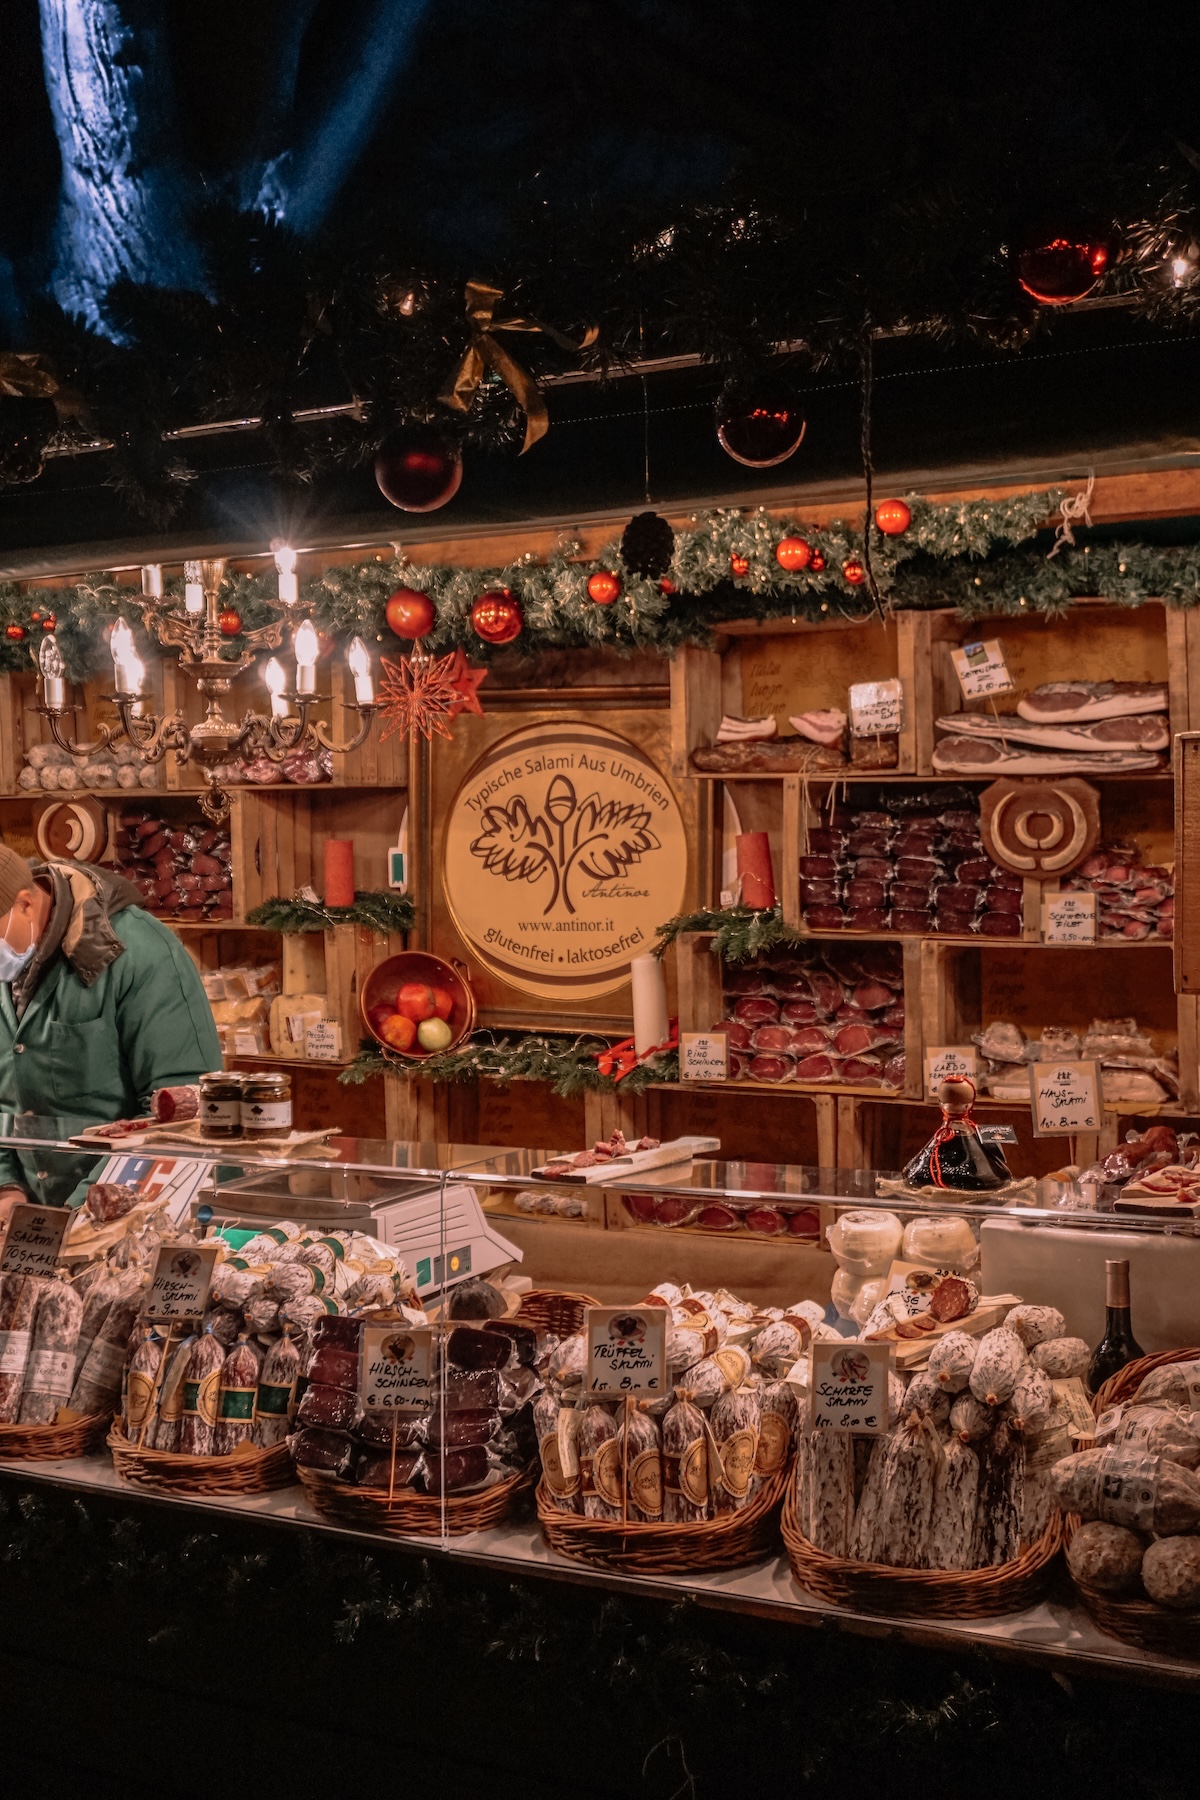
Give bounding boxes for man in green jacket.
[0,845,221,1210]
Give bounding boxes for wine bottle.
[1086,1258,1144,1394]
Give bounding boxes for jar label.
[244,1100,292,1132]
[201,1098,240,1125]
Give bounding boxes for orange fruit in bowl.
[379,1012,417,1051]
[395,981,437,1022]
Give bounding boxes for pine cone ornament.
[620,510,675,579]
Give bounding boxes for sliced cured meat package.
[733,996,780,1025]
[845,877,888,908]
[747,1052,794,1082]
[713,1018,752,1048]
[804,905,847,929]
[846,907,889,930]
[800,879,842,905]
[891,910,933,933]
[780,1000,821,1025]
[852,857,893,880]
[978,911,1022,937]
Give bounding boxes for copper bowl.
[360,950,477,1059]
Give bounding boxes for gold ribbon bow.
[0,352,83,419]
[438,279,598,453]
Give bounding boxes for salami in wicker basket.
[299,1459,534,1537]
[537,1460,790,1574]
[108,1422,294,1495]
[781,1482,1064,1617]
[0,1410,110,1461]
[1065,1347,1200,1655]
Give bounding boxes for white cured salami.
[973,1419,1025,1565]
[662,1395,709,1521]
[755,1379,798,1477]
[617,1404,663,1521]
[949,1392,994,1442]
[578,1403,622,1519]
[535,1392,580,1512]
[1050,1447,1200,1533]
[68,1287,141,1417]
[1029,1337,1089,1380]
[146,1331,196,1450]
[901,1370,951,1425]
[177,1328,226,1455]
[928,1435,980,1570]
[1094,1403,1200,1468]
[851,1413,940,1567]
[213,1334,262,1455]
[1006,1365,1054,1434]
[800,1427,856,1554]
[927,1330,978,1392]
[968,1328,1027,1406]
[1004,1304,1066,1348]
[711,1384,761,1512]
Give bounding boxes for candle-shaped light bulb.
[183,559,204,615]
[293,618,319,695]
[346,635,374,704]
[39,633,65,710]
[141,564,163,600]
[264,657,289,719]
[110,619,136,692]
[273,542,298,606]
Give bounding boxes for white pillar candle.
[630,952,669,1058]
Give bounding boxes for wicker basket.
[298,1458,534,1537]
[108,1423,294,1495]
[1064,1346,1200,1655]
[781,1481,1065,1617]
[537,1460,790,1574]
[513,1289,599,1337]
[0,1410,110,1461]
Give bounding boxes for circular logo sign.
[443,721,688,1000]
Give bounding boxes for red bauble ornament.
[5,624,25,642]
[775,536,812,572]
[374,424,463,512]
[29,610,41,623]
[218,608,243,637]
[875,499,912,537]
[40,613,55,630]
[471,588,523,645]
[842,559,866,586]
[808,549,826,574]
[716,382,806,468]
[730,553,750,578]
[658,578,676,596]
[385,586,436,639]
[1017,238,1108,305]
[587,570,622,605]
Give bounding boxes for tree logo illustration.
[468,773,661,915]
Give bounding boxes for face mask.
[0,913,36,984]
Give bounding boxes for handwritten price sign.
[0,1204,71,1279]
[848,678,903,737]
[810,1341,892,1435]
[142,1243,220,1321]
[951,639,1015,700]
[680,1032,730,1082]
[1042,891,1096,943]
[584,1305,667,1397]
[1030,1059,1102,1137]
[360,1324,435,1413]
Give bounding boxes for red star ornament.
[445,647,488,718]
[378,647,464,742]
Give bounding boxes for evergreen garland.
[343,1031,678,1097]
[655,906,808,964]
[246,890,414,935]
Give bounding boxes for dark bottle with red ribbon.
[902,1077,1010,1191]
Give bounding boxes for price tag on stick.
[1029,1059,1102,1137]
[951,639,1015,700]
[360,1323,435,1413]
[848,678,903,736]
[810,1341,892,1435]
[584,1305,667,1397]
[0,1204,71,1279]
[142,1243,220,1322]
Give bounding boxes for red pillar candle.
[323,839,356,908]
[736,831,776,910]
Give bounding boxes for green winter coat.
[0,861,220,1204]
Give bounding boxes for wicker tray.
[298,1459,534,1537]
[0,1410,110,1461]
[537,1460,790,1574]
[513,1289,599,1337]
[781,1482,1065,1617]
[1066,1346,1200,1655]
[108,1423,294,1495]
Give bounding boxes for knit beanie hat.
[0,846,34,917]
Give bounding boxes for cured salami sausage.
[800,1426,856,1553]
[178,1328,227,1455]
[710,1385,761,1512]
[578,1404,622,1520]
[535,1392,580,1513]
[0,1274,42,1423]
[252,1331,301,1448]
[18,1280,83,1425]
[661,1396,709,1522]
[617,1404,664,1522]
[68,1278,142,1417]
[213,1334,262,1455]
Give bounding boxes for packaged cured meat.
[253,1331,301,1448]
[124,1328,166,1442]
[69,1285,142,1418]
[177,1328,227,1455]
[710,1385,761,1512]
[797,1426,856,1553]
[973,1420,1025,1566]
[18,1281,83,1425]
[615,1405,663,1521]
[661,1395,709,1521]
[748,1052,793,1082]
[578,1404,623,1519]
[756,1380,798,1477]
[968,1328,1027,1406]
[733,996,780,1025]
[1053,1447,1200,1532]
[949,1392,994,1443]
[416,1444,491,1493]
[851,1412,941,1566]
[927,1330,978,1392]
[1028,1336,1089,1379]
[978,912,1021,937]
[291,1427,355,1475]
[145,1331,196,1451]
[213,1334,262,1454]
[1094,1404,1200,1467]
[355,1447,422,1489]
[713,1017,753,1047]
[928,1436,980,1570]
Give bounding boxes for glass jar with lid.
[199,1071,243,1140]
[241,1071,293,1138]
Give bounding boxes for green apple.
[417,1015,454,1052]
